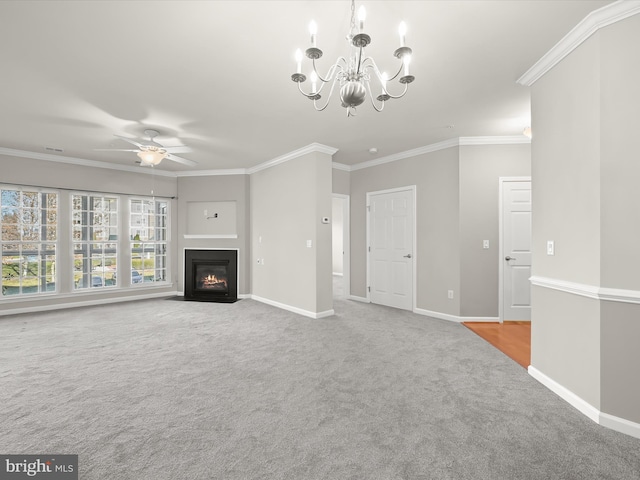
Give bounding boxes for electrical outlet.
[483,240,490,249]
[448,290,454,299]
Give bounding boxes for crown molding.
[247,143,339,175]
[459,135,530,145]
[332,162,351,172]
[347,136,529,172]
[176,168,247,177]
[350,138,460,172]
[518,0,640,86]
[0,143,340,178]
[0,146,176,177]
[2,136,529,178]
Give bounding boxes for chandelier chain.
[350,0,356,35]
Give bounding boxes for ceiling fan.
[98,129,197,167]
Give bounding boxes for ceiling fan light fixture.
[137,147,167,165]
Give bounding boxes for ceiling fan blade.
[166,152,197,167]
[114,134,145,148]
[164,145,192,154]
[95,148,140,152]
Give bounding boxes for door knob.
[403,254,412,258]
[505,256,516,261]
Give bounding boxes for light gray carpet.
[1,296,639,479]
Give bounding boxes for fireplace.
[184,249,238,302]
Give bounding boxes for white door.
[502,180,532,321]
[368,188,414,310]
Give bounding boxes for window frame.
[128,197,170,286]
[71,193,119,291]
[1,185,58,298]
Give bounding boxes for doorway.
[332,194,350,299]
[499,177,532,322]
[367,186,416,310]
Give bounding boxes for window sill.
[1,283,174,304]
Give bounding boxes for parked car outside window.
[113,269,144,284]
[74,276,103,288]
[131,270,143,284]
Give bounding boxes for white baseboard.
[600,412,640,440]
[250,295,334,319]
[413,307,499,323]
[528,365,600,423]
[347,295,370,303]
[0,290,180,317]
[528,365,640,440]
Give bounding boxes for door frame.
[498,176,532,323]
[332,193,350,298]
[366,185,417,310]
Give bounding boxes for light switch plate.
[547,240,555,255]
[483,240,489,249]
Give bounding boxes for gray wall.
[176,174,250,295]
[530,14,640,424]
[251,152,333,314]
[349,143,531,318]
[0,154,178,313]
[332,167,350,195]
[459,144,531,317]
[350,147,461,314]
[531,286,601,408]
[531,36,601,286]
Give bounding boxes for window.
[129,198,168,284]
[72,195,118,290]
[1,187,57,296]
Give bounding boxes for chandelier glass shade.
[137,147,168,166]
[291,0,415,116]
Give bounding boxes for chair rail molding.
[530,275,640,306]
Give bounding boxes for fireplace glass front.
[184,249,238,302]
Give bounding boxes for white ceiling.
[0,0,611,172]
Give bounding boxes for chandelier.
[291,0,414,116]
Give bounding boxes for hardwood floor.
[463,321,531,368]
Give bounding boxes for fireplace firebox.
[184,249,238,302]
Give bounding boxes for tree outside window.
[1,187,57,296]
